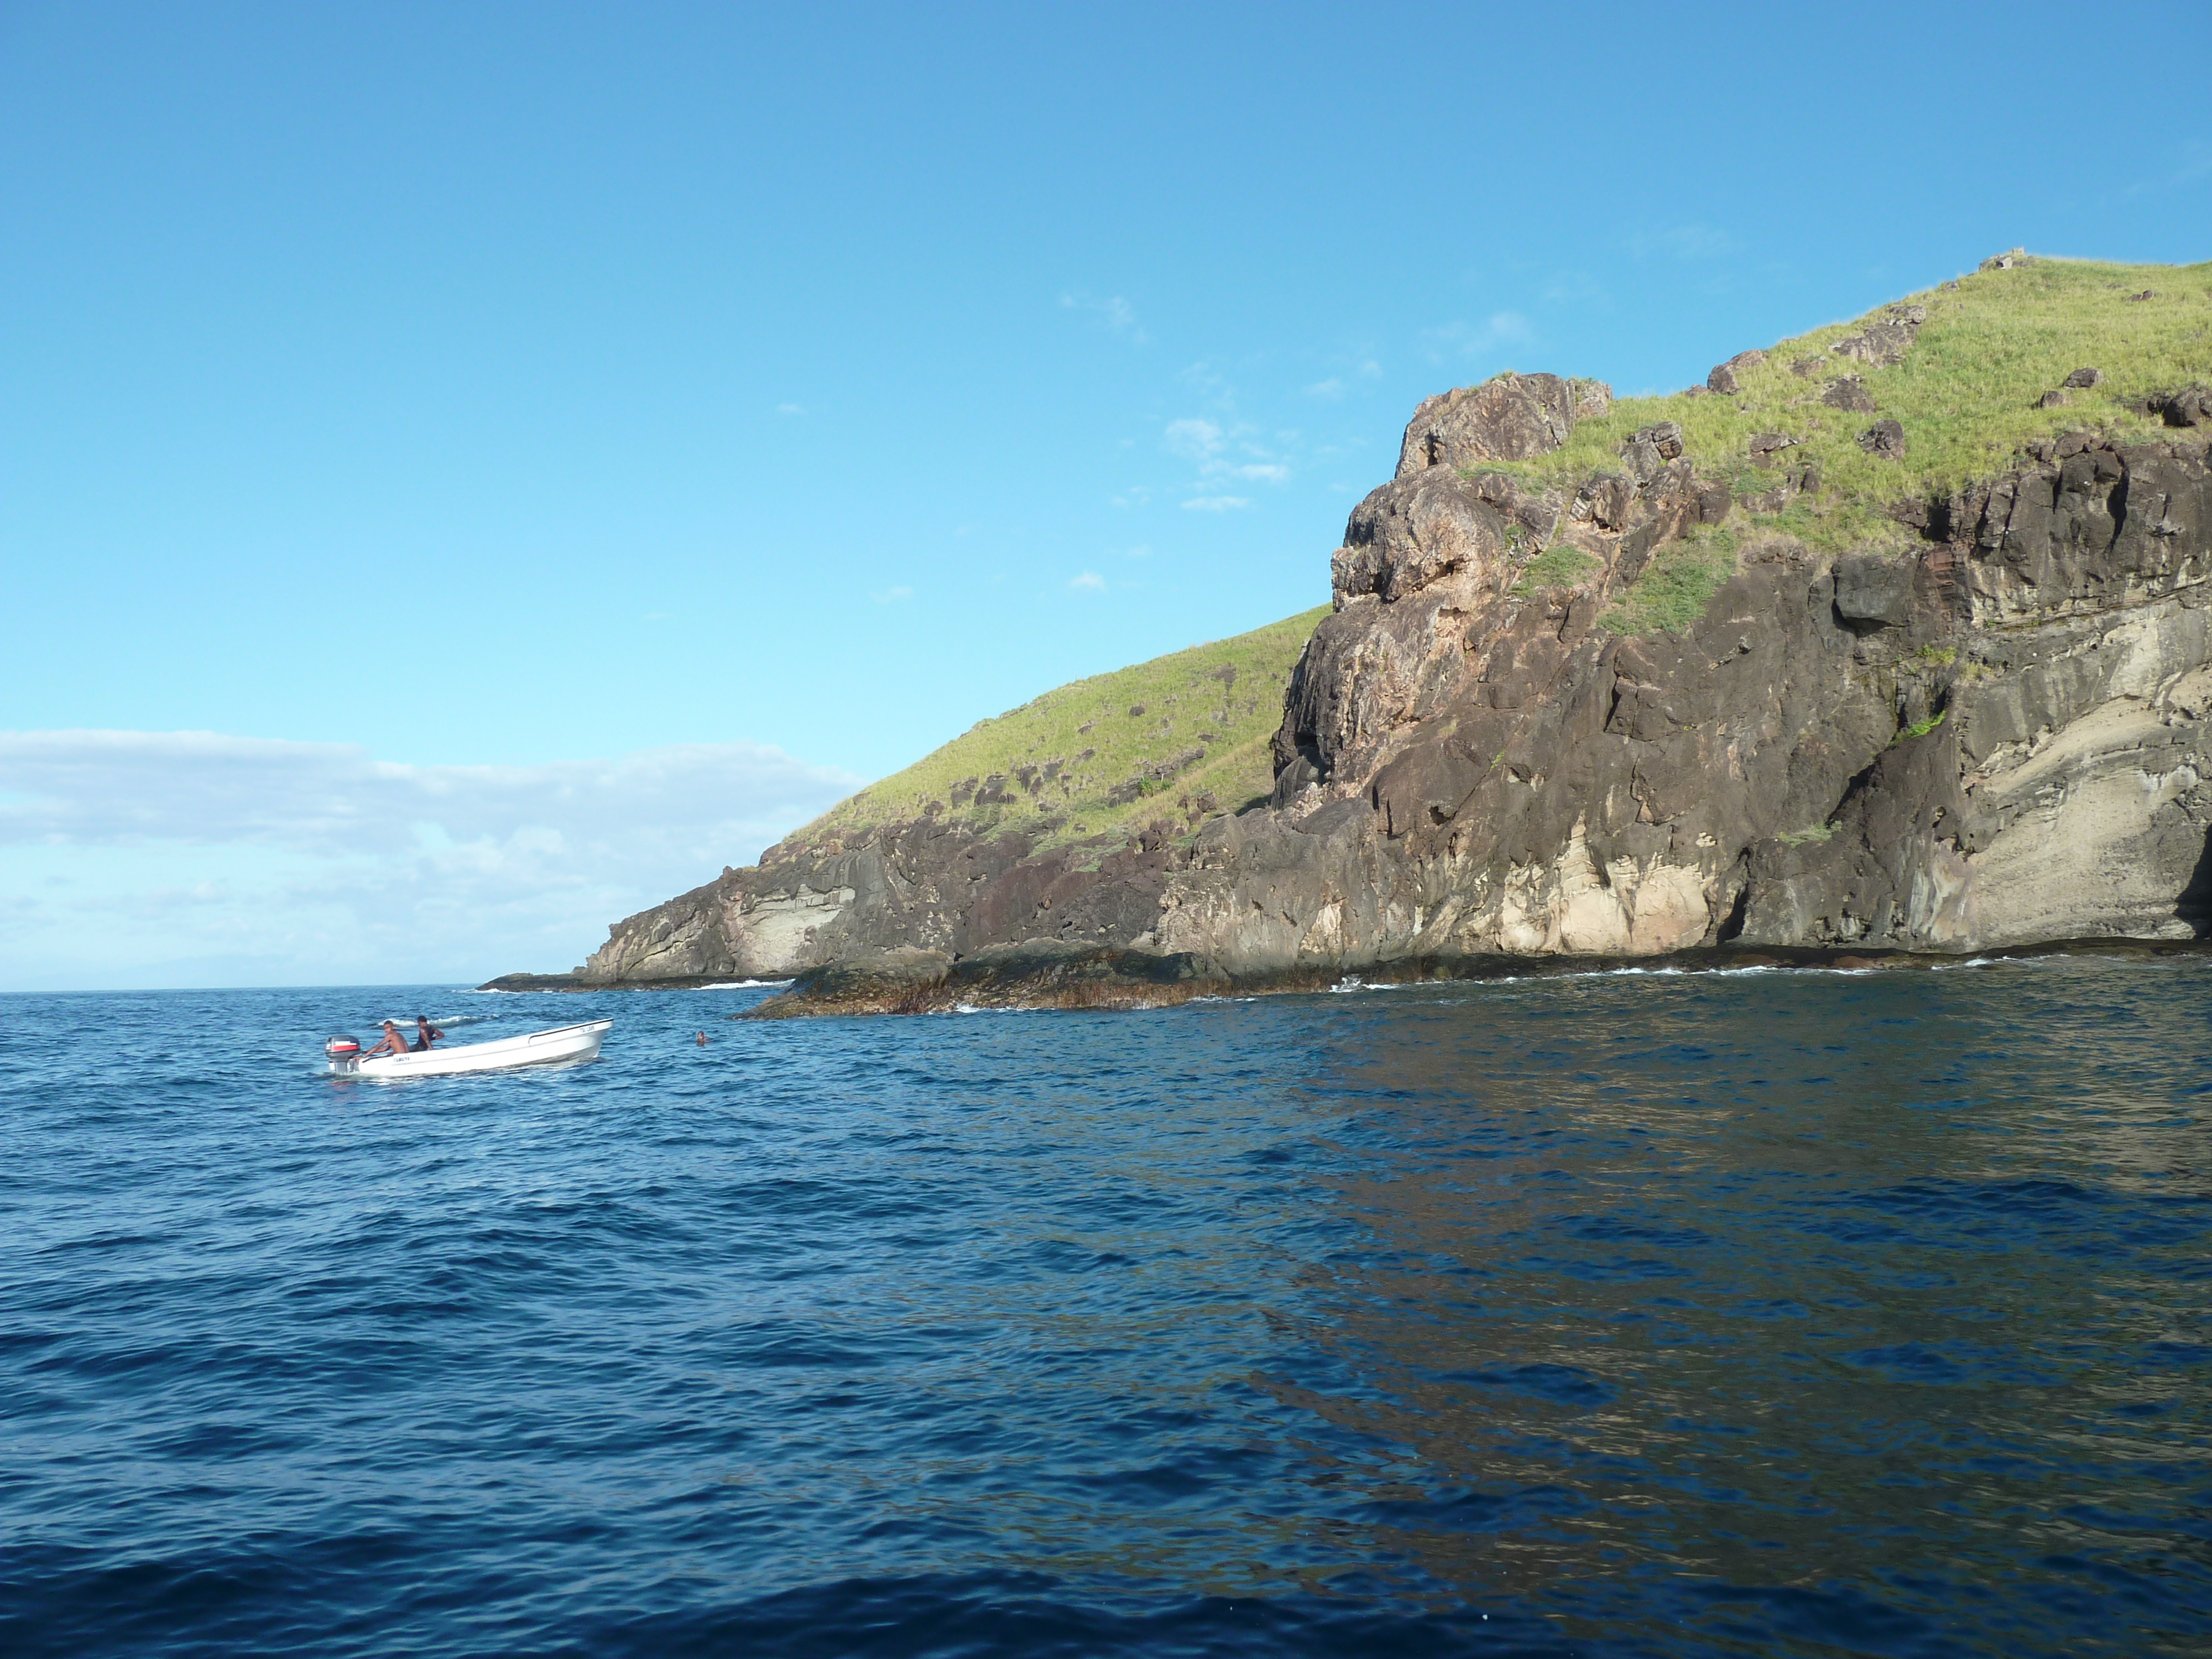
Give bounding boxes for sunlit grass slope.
[1501,255,2212,634]
[1528,256,2210,509]
[788,607,1330,852]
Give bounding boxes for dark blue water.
[3,961,2207,1657]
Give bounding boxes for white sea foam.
[698,980,793,990]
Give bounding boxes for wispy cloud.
[1164,417,1223,461]
[2123,142,2212,197]
[1307,356,1381,400]
[0,731,861,989]
[869,585,914,604]
[776,402,804,415]
[1540,270,1611,309]
[1058,291,1147,343]
[1068,571,1107,592]
[1182,495,1250,512]
[1422,312,1535,363]
[1631,225,1737,261]
[1173,359,1244,415]
[1109,484,1152,509]
[1164,416,1290,487]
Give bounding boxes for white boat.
[326,1020,612,1078]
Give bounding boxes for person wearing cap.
[362,1020,410,1060]
[413,1015,446,1052]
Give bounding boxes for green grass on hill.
[1598,525,1742,635]
[1528,257,2210,507]
[1500,256,2212,625]
[787,607,1329,853]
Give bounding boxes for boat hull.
[335,1019,612,1078]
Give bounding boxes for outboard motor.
[325,1035,362,1070]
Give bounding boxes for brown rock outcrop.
[1832,306,1927,368]
[1395,374,1579,476]
[543,393,2212,1007]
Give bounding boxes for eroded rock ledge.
[494,347,2212,1011]
[736,937,2212,1020]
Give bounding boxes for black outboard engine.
[325,1035,362,1070]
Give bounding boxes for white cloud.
[1164,417,1291,487]
[0,731,862,990]
[870,585,914,604]
[1176,360,1233,402]
[1058,291,1147,343]
[1540,270,1609,308]
[1121,544,1151,560]
[1182,495,1250,512]
[1632,225,1737,260]
[1068,571,1106,592]
[1311,355,1383,398]
[1109,484,1152,509]
[1163,418,1224,460]
[2124,142,2212,197]
[1423,312,1536,363]
[776,402,804,415]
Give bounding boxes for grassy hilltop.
[788,607,1329,855]
[1541,257,2209,500]
[1522,255,2212,632]
[788,255,2209,856]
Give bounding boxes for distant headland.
[490,254,2212,1014]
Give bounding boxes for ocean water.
[2,960,2207,1658]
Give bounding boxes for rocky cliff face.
[1190,422,2212,967]
[549,304,2212,1002]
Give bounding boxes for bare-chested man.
[361,1020,410,1060]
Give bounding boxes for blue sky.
[4,1,2209,988]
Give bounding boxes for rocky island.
[487,254,2212,1014]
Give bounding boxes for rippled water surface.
[3,961,2208,1656]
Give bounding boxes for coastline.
[482,935,2212,1018]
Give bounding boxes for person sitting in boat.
[413,1015,445,1052]
[362,1021,410,1060]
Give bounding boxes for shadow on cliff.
[2176,827,2212,936]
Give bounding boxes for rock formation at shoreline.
[492,257,2212,1011]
